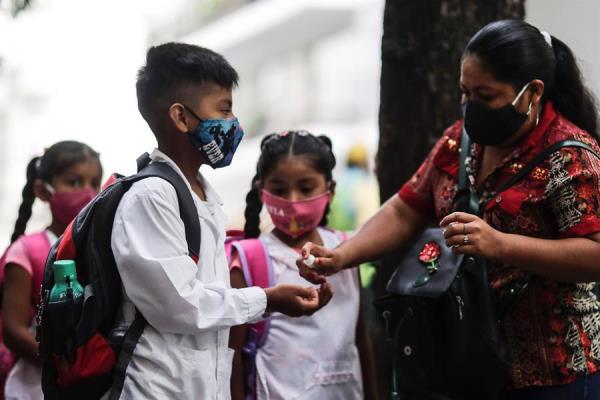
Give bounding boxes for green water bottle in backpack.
[46,260,84,363]
[49,260,84,303]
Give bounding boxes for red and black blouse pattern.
[398,102,600,389]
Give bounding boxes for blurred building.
[0,0,383,247]
[0,0,599,248]
[182,0,383,228]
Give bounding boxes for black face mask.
[462,83,532,146]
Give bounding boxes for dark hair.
[136,43,239,130]
[10,141,101,243]
[464,19,599,140]
[244,130,337,238]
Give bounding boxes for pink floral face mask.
[261,190,331,238]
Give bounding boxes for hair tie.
[541,31,552,47]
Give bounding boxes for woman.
[299,20,600,399]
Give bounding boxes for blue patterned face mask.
[183,105,245,169]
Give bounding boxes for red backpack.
[37,153,201,400]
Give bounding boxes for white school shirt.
[254,228,363,400]
[110,149,266,400]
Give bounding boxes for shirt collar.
[149,149,224,206]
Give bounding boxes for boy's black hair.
[244,131,337,238]
[11,141,101,243]
[136,43,239,132]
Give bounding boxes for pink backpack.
[225,231,273,400]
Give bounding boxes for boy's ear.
[168,103,193,134]
[33,179,51,202]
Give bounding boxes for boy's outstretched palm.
[265,283,333,317]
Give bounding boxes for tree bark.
[374,1,525,396]
[378,0,525,202]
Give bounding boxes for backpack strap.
[127,154,201,262]
[109,154,202,399]
[108,312,145,400]
[231,239,272,347]
[229,238,271,398]
[20,232,52,305]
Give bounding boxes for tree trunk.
[378,0,525,202]
[374,1,525,396]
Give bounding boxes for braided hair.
[244,130,336,238]
[10,141,101,243]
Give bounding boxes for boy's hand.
[296,243,345,284]
[265,283,334,317]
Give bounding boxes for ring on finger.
[463,223,468,235]
[463,234,469,245]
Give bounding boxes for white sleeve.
[110,182,267,335]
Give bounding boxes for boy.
[109,43,332,399]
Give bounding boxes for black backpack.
[37,153,201,400]
[374,131,600,400]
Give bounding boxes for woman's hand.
[296,243,346,284]
[440,212,507,261]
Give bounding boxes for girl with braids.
[229,130,377,400]
[0,141,102,400]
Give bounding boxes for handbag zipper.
[456,295,464,320]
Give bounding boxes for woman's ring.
[463,234,469,244]
[463,223,468,234]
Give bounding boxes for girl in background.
[229,130,377,400]
[0,141,102,400]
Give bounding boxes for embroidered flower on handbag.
[419,241,441,273]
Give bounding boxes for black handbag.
[374,130,600,400]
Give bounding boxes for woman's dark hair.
[464,19,599,140]
[244,130,336,238]
[10,141,101,243]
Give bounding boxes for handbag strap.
[492,139,600,318]
[457,132,600,215]
[456,128,480,215]
[457,132,600,318]
[458,127,470,193]
[491,139,600,200]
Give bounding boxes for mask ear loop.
[44,183,55,195]
[512,82,538,125]
[511,82,531,107]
